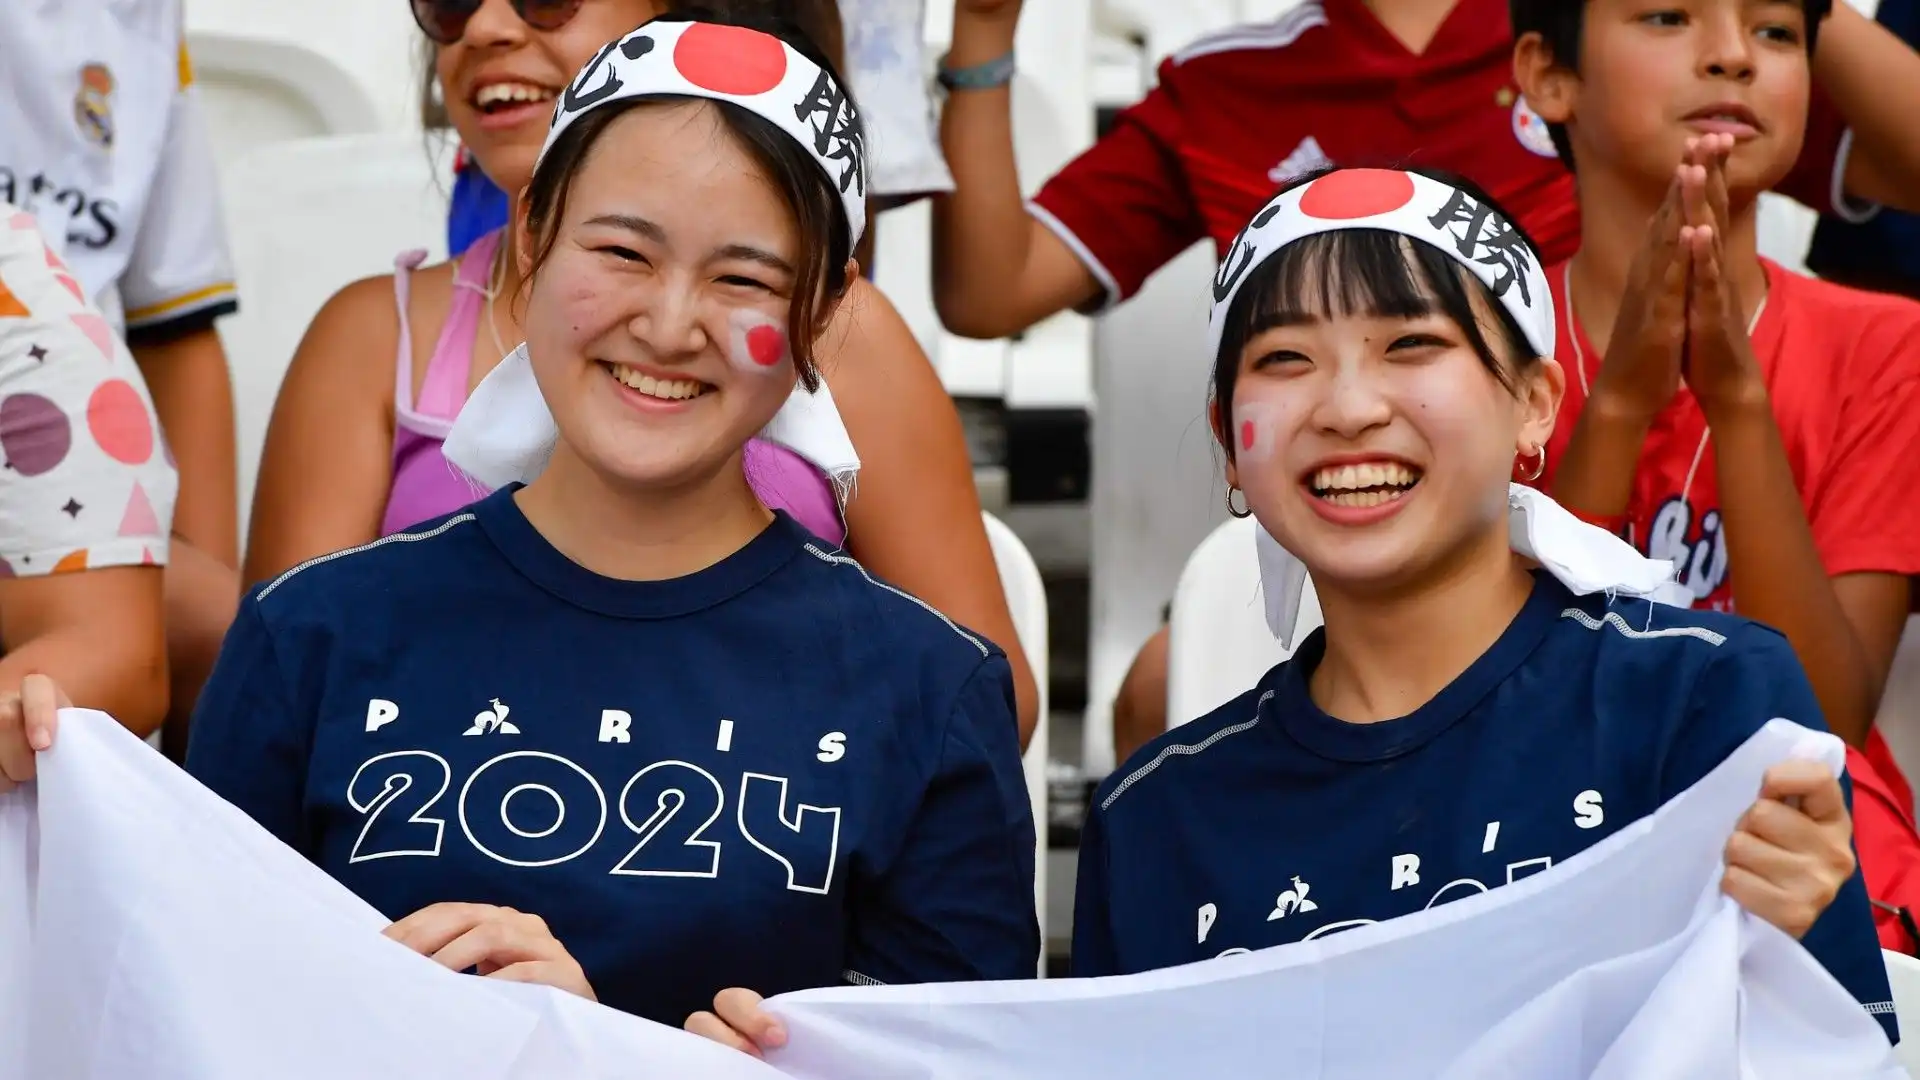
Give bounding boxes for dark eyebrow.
[583,213,667,243]
[582,214,794,277]
[1245,312,1321,336]
[714,244,795,277]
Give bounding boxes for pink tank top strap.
[391,248,430,415]
[416,229,501,422]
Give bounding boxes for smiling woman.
[509,83,851,495]
[245,0,1039,745]
[1067,164,1896,1046]
[185,10,1038,1032]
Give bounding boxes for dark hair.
[1210,167,1544,461]
[521,8,857,390]
[1508,0,1832,169]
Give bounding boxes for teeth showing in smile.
[609,365,706,401]
[1310,461,1421,508]
[474,82,555,110]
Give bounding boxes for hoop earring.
[1515,445,1546,483]
[1226,486,1252,518]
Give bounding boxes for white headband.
[1207,168,1553,365]
[1215,169,1685,645]
[544,18,868,247]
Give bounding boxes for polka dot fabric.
[0,204,176,576]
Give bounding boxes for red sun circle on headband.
[673,23,789,97]
[746,324,787,367]
[1297,169,1419,220]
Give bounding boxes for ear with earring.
[1226,486,1252,518]
[1514,444,1546,483]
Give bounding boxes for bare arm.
[827,280,1042,746]
[1816,2,1920,212]
[129,325,243,749]
[1546,398,1651,520]
[932,4,1102,339]
[130,326,239,569]
[1706,395,1895,748]
[0,567,168,737]
[1550,176,1690,520]
[242,275,405,583]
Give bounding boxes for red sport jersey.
[1540,260,1920,612]
[1029,0,1861,308]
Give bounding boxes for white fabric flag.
[0,712,1903,1079]
[838,0,953,199]
[767,719,1898,1080]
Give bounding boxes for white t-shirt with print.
[0,0,236,338]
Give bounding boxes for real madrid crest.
[75,63,115,150]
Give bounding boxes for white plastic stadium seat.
[1166,515,1322,730]
[217,133,456,543]
[871,0,1097,407]
[1883,949,1920,1075]
[984,512,1052,975]
[185,31,383,171]
[185,0,425,135]
[1078,3,1318,774]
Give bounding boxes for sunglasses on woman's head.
[410,0,586,45]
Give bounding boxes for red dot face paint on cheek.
[746,324,786,367]
[728,311,791,373]
[1240,419,1257,452]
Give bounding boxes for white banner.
[0,712,1901,1079]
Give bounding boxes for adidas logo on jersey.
[463,697,520,736]
[1269,137,1333,185]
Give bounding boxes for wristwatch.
[937,50,1017,91]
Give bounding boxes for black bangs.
[1225,229,1454,343]
[1211,228,1539,458]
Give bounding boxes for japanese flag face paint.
[1232,399,1281,463]
[728,310,791,374]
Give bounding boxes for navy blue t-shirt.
[1074,574,1897,1043]
[186,487,1038,1024]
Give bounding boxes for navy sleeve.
[844,654,1040,984]
[1070,799,1119,977]
[1665,623,1899,1045]
[184,597,314,852]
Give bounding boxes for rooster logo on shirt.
[1267,876,1320,921]
[463,698,520,736]
[74,63,115,150]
